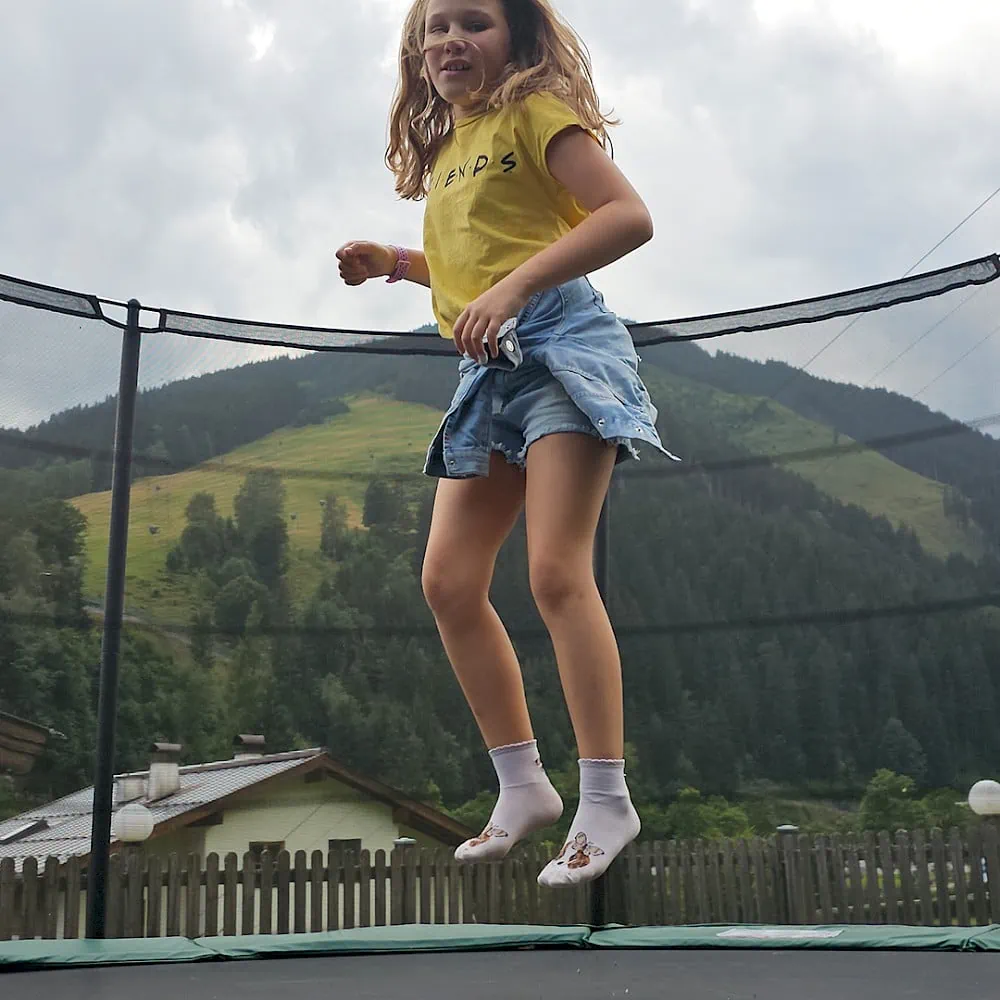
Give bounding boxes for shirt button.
[598,418,606,427]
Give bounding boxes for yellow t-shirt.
[422,91,594,340]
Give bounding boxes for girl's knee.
[529,557,591,616]
[421,559,486,620]
[421,560,454,614]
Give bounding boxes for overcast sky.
[1,0,998,434]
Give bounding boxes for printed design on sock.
[468,823,509,848]
[553,832,605,870]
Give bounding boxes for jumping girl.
[336,0,675,888]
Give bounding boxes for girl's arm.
[451,128,653,356]
[506,127,653,299]
[336,242,432,288]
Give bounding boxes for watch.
[386,245,410,284]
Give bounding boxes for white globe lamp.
[112,801,155,844]
[968,779,1000,818]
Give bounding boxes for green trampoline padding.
[196,923,591,960]
[2,923,999,970]
[0,925,589,970]
[0,937,209,969]
[588,924,1000,951]
[966,925,1000,951]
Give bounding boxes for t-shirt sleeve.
[519,91,599,181]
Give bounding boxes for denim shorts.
[423,276,678,479]
[486,364,602,468]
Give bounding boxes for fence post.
[983,821,1000,924]
[603,854,630,927]
[394,838,418,924]
[777,825,800,923]
[86,300,143,939]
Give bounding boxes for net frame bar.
[0,274,104,322]
[2,253,997,354]
[628,253,1000,343]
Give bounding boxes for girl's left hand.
[453,278,530,363]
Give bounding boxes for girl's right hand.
[335,241,397,285]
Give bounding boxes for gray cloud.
[1,0,997,431]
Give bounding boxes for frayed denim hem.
[490,441,526,470]
[511,425,644,467]
[608,436,642,462]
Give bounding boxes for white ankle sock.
[454,740,563,863]
[537,758,640,888]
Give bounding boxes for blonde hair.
[386,0,619,201]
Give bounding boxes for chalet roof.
[0,747,471,869]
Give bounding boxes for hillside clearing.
[71,377,983,626]
[71,394,442,619]
[649,369,984,561]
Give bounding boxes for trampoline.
[2,924,998,999]
[3,256,1000,1000]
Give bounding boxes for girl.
[336,0,675,888]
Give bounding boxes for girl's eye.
[429,23,485,33]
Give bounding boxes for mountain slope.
[11,331,996,564]
[644,342,1000,552]
[71,394,443,618]
[68,377,986,631]
[642,368,984,560]
[33,363,1000,803]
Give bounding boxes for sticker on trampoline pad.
[717,927,845,940]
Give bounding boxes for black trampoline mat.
[2,950,996,1000]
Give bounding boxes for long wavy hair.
[386,0,619,201]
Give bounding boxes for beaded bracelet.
[386,245,410,284]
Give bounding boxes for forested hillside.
[2,339,999,836]
[646,343,1000,552]
[5,336,997,554]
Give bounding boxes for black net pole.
[86,300,142,939]
[590,488,611,928]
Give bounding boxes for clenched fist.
[335,241,397,286]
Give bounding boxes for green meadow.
[72,394,442,622]
[654,371,984,562]
[71,380,981,626]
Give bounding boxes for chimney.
[147,742,182,801]
[233,734,266,760]
[114,774,146,805]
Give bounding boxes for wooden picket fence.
[2,824,998,941]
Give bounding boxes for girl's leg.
[523,432,640,887]
[523,433,621,759]
[422,452,563,860]
[422,451,529,747]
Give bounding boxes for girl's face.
[423,0,513,118]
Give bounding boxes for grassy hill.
[70,374,983,626]
[645,368,984,561]
[647,343,1000,554]
[30,364,1000,808]
[72,394,443,622]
